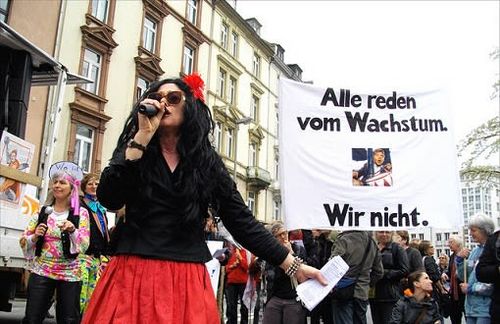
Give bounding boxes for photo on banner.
[0,131,35,208]
[352,148,392,187]
[279,78,463,231]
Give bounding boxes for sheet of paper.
[296,255,349,311]
[212,248,227,259]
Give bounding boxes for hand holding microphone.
[33,206,53,242]
[138,90,184,117]
[138,103,159,117]
[34,223,48,240]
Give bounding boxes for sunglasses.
[147,90,185,105]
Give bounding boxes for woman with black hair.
[82,74,326,324]
[389,271,442,324]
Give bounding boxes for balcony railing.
[246,166,271,189]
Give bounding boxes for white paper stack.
[296,255,349,311]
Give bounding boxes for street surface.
[0,298,459,324]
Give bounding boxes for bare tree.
[458,48,500,186]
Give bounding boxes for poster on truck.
[0,131,35,209]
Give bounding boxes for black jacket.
[406,247,424,273]
[97,154,288,265]
[265,243,306,300]
[476,230,500,322]
[373,241,409,301]
[389,296,442,324]
[80,198,110,257]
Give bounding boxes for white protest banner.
[279,78,463,230]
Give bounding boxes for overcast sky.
[235,1,499,143]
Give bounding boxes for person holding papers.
[263,222,307,324]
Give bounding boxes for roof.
[0,20,91,86]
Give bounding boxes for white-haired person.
[457,214,495,324]
[20,170,90,323]
[444,234,466,324]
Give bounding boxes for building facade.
[3,0,304,223]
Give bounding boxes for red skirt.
[82,255,220,324]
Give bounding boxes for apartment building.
[2,0,304,223]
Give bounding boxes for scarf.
[84,193,107,236]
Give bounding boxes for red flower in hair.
[183,73,205,103]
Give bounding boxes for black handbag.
[331,236,373,300]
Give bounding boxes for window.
[0,0,9,22]
[231,32,238,56]
[249,143,257,166]
[275,156,279,180]
[74,124,94,173]
[136,77,149,101]
[252,53,260,76]
[82,48,101,94]
[186,0,197,25]
[250,95,259,121]
[436,233,442,242]
[229,77,237,105]
[444,233,450,240]
[418,233,424,240]
[214,122,222,151]
[143,16,157,53]
[183,45,195,75]
[273,200,280,220]
[247,191,255,214]
[91,0,109,23]
[220,23,228,49]
[217,68,226,98]
[226,128,233,157]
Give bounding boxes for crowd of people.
[204,219,498,324]
[17,73,499,324]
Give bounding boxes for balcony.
[246,166,271,190]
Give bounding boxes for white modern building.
[410,179,499,256]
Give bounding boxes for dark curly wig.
[111,78,232,226]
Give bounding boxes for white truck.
[0,20,89,312]
[0,194,36,311]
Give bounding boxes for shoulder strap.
[414,305,428,324]
[392,240,399,256]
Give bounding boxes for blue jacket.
[457,245,493,318]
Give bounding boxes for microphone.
[44,206,54,216]
[39,206,53,226]
[138,104,158,117]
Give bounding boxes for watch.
[127,139,147,152]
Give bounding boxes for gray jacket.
[331,231,383,300]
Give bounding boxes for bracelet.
[127,139,147,152]
[285,256,303,277]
